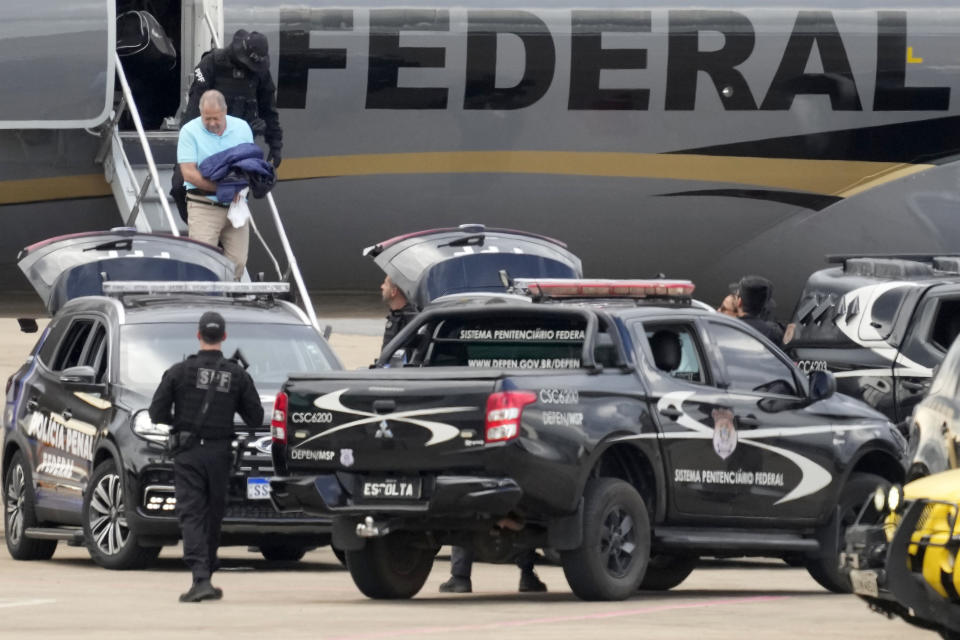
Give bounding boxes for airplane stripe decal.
[675,113,960,165]
[0,152,930,206]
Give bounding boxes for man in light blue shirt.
[177,89,254,280]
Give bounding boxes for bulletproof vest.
[211,50,259,124]
[174,351,247,439]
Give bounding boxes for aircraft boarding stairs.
[93,53,320,330]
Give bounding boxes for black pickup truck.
[270,279,908,601]
[786,255,960,426]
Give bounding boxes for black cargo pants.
[174,438,233,581]
[451,546,536,578]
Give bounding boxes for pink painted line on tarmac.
[326,595,789,640]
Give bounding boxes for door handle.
[736,414,760,429]
[62,409,72,421]
[26,398,38,411]
[659,406,682,420]
[901,380,928,393]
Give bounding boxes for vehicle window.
[860,285,909,341]
[84,324,108,383]
[36,321,61,367]
[118,323,337,395]
[424,316,587,369]
[929,298,960,352]
[710,322,799,396]
[642,324,706,384]
[52,319,94,371]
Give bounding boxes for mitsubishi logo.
[375,419,394,439]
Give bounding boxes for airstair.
[93,5,320,330]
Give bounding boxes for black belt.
[186,193,229,208]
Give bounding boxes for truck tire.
[806,472,887,593]
[82,459,161,570]
[260,544,307,562]
[4,451,57,560]
[639,554,696,591]
[561,477,651,600]
[346,532,436,599]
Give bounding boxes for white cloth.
[227,187,251,228]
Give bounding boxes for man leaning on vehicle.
[148,311,263,602]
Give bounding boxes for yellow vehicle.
[842,469,960,639]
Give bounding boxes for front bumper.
[270,473,522,518]
[843,501,960,636]
[128,470,331,542]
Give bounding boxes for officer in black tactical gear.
[148,311,263,602]
[736,275,785,344]
[380,275,418,350]
[183,30,283,165]
[172,29,283,220]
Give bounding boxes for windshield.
[119,323,338,395]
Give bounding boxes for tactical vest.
[211,49,259,123]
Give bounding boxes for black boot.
[518,570,547,593]
[438,576,472,593]
[179,578,223,602]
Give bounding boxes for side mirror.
[17,318,38,333]
[808,370,836,402]
[59,365,103,391]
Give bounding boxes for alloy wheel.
[5,464,26,546]
[599,506,637,578]
[88,473,129,556]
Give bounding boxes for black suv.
[2,231,341,569]
[786,255,960,425]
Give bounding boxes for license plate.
[361,478,421,500]
[246,477,271,500]
[850,569,880,598]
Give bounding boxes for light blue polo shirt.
[177,114,254,197]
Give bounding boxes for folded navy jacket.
[198,142,276,203]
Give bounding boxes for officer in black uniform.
[148,311,263,602]
[736,275,785,344]
[183,30,283,165]
[380,275,418,350]
[172,29,283,220]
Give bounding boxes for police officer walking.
[148,311,263,602]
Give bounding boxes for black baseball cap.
[198,311,226,342]
[231,29,268,72]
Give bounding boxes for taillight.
[485,391,537,443]
[271,391,288,444]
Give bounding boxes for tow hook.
[356,516,390,538]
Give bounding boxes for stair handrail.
[113,52,181,236]
[201,11,321,331]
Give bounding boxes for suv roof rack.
[825,254,960,279]
[102,281,290,297]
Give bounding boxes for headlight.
[133,410,171,443]
[887,485,904,513]
[872,486,887,513]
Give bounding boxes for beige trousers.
[187,198,249,280]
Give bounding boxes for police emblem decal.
[339,448,354,467]
[712,407,737,460]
